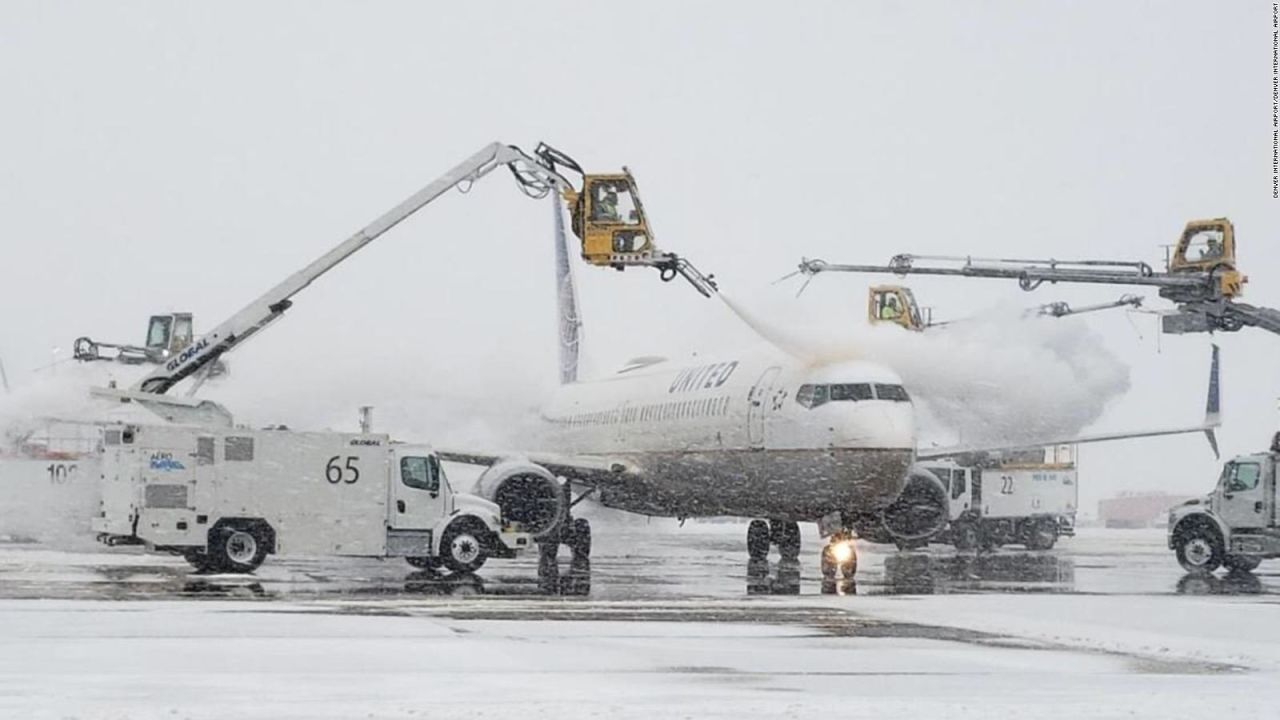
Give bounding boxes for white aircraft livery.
[443,205,941,583]
[538,350,915,521]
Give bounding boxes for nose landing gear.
[821,531,858,595]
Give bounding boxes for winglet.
[1203,343,1221,459]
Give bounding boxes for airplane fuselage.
[538,346,916,522]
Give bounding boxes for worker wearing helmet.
[594,187,620,222]
[879,294,901,321]
[1201,235,1222,260]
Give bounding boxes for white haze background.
[1,2,1275,516]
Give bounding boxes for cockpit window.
[830,384,874,401]
[795,384,830,409]
[874,384,911,402]
[798,382,911,408]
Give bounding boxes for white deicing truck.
[93,424,530,573]
[1168,433,1280,574]
[921,445,1078,551]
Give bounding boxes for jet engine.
[878,466,950,543]
[473,460,568,540]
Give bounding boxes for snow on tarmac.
[0,594,1274,720]
[1,528,1278,718]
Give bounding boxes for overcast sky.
[1,1,1274,513]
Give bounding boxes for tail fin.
[552,194,582,384]
[1203,343,1220,459]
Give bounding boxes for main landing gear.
[538,483,592,596]
[746,519,802,595]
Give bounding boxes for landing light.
[830,540,856,564]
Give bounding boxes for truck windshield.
[1227,462,1261,492]
[590,180,641,226]
[146,316,173,349]
[400,456,439,492]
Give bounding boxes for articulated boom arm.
[798,218,1276,338]
[800,255,1207,294]
[1173,300,1280,336]
[130,142,716,395]
[133,143,564,394]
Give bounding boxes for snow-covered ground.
[0,595,1273,720]
[0,526,1278,718]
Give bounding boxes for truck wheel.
[952,523,978,551]
[1224,554,1261,573]
[210,525,268,573]
[441,521,488,575]
[1025,520,1058,551]
[1175,526,1223,574]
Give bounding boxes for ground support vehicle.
[921,446,1078,551]
[1168,436,1280,574]
[92,424,529,573]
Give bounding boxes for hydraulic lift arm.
[800,218,1277,337]
[1037,294,1144,319]
[116,142,715,396]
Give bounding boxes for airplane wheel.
[747,520,770,561]
[569,518,592,559]
[537,541,560,594]
[774,521,801,561]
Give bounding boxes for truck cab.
[144,313,194,359]
[920,445,1077,552]
[919,459,973,522]
[1169,449,1279,574]
[868,285,928,331]
[566,172,658,268]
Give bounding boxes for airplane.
[43,142,1215,590]
[439,200,1220,590]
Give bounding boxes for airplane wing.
[436,449,640,487]
[917,344,1222,461]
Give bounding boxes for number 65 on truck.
[92,424,531,574]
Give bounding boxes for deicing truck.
[93,423,530,573]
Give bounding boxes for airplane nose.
[837,402,915,450]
